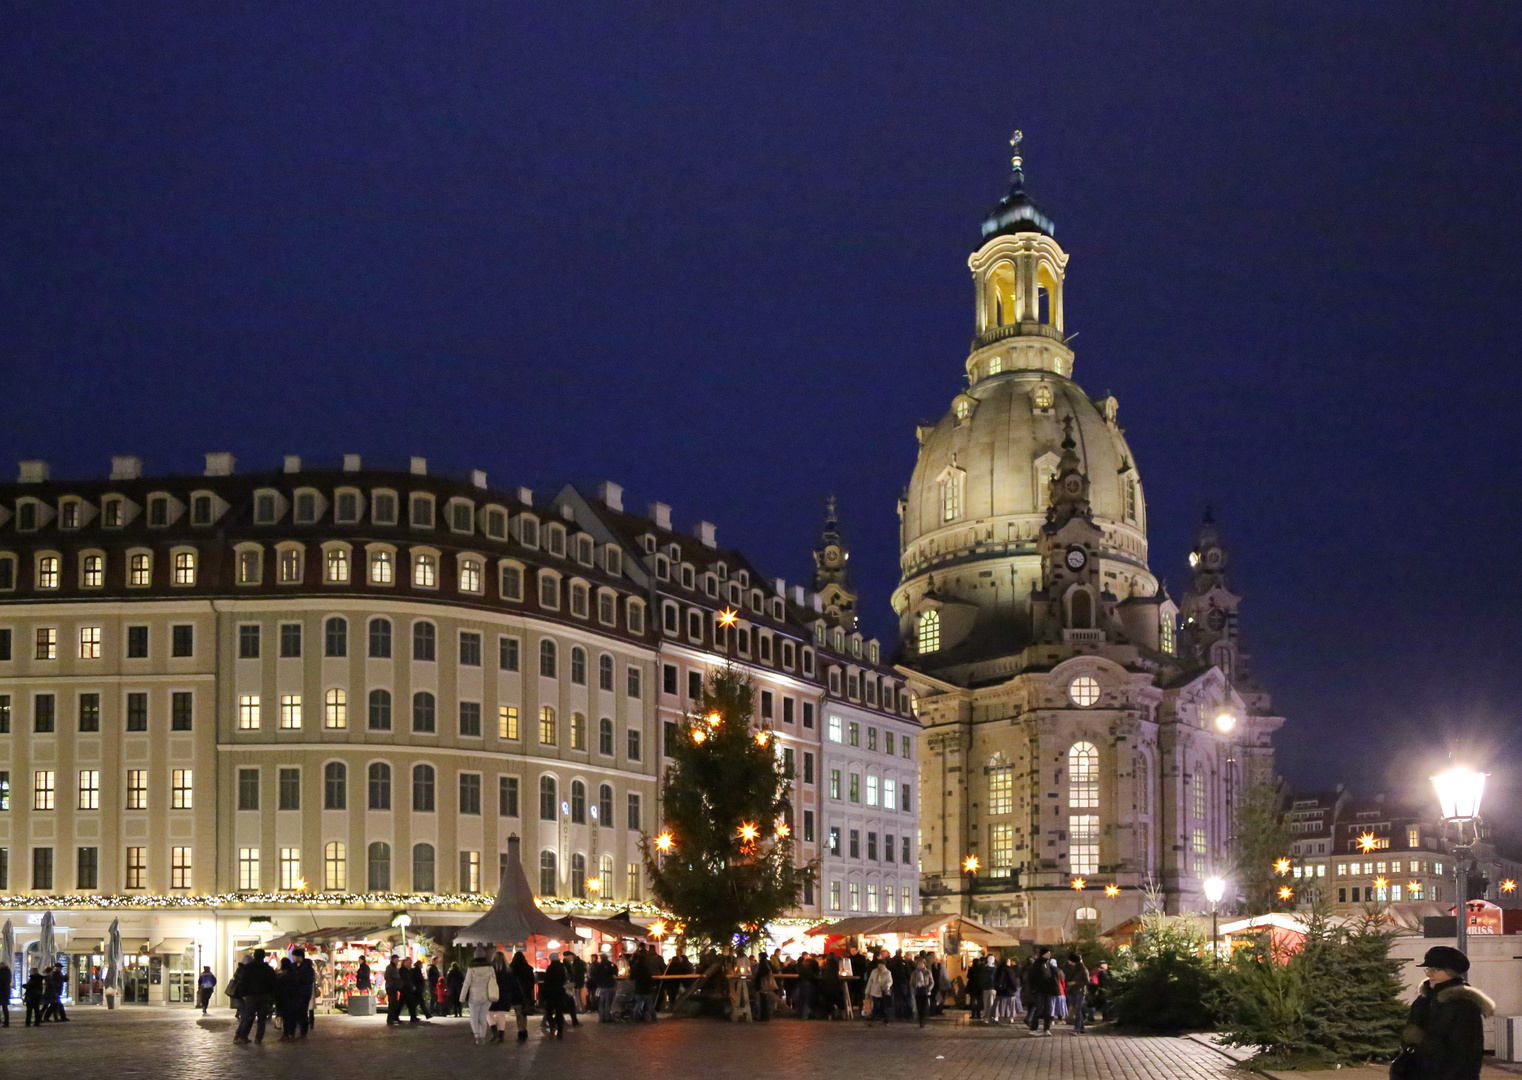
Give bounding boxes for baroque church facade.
[895,137,1282,941]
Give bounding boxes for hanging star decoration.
[649,919,667,939]
[1409,882,1423,893]
[1070,877,1086,891]
[963,855,980,874]
[718,608,738,628]
[1357,832,1379,854]
[654,831,675,853]
[1274,858,1291,875]
[738,822,759,844]
[1503,879,1517,894]
[1104,884,1121,898]
[1373,876,1388,890]
[1278,886,1293,901]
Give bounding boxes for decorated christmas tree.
[642,664,815,949]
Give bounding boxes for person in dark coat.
[426,960,442,1014]
[821,953,844,1020]
[355,957,371,992]
[42,964,68,1022]
[486,950,522,1043]
[23,968,45,1026]
[562,950,583,1026]
[383,957,403,1025]
[966,956,992,1021]
[293,949,317,1036]
[542,957,571,1038]
[234,950,277,1043]
[275,957,303,1040]
[0,958,12,1027]
[446,962,466,1017]
[510,951,536,1041]
[408,958,430,1019]
[1400,946,1493,1080]
[795,952,819,1019]
[1062,953,1090,1034]
[196,966,217,1014]
[1026,948,1059,1035]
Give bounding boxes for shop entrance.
[122,954,151,1004]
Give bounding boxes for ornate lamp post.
[1203,876,1226,965]
[1432,767,1487,957]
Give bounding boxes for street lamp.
[391,911,413,954]
[1203,876,1226,966]
[1432,767,1487,957]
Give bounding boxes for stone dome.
[900,369,1149,574]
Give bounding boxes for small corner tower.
[812,495,858,631]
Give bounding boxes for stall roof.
[150,937,195,954]
[806,915,1019,948]
[66,936,104,952]
[263,926,395,950]
[454,838,567,946]
[559,914,649,941]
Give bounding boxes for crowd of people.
[225,947,318,1044]
[0,961,71,1027]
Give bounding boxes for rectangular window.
[279,847,301,891]
[233,847,260,891]
[238,768,259,810]
[126,692,148,731]
[828,715,842,743]
[885,833,895,863]
[848,722,860,747]
[849,882,861,912]
[867,726,877,751]
[848,829,860,858]
[34,770,55,810]
[866,774,879,806]
[459,701,482,737]
[0,629,9,661]
[663,664,678,695]
[78,692,100,732]
[499,776,519,817]
[280,694,303,730]
[33,847,54,891]
[0,771,7,811]
[460,850,481,893]
[460,631,482,667]
[279,767,301,810]
[803,752,814,785]
[627,727,641,761]
[627,792,641,831]
[498,635,520,671]
[849,773,860,803]
[991,823,1015,871]
[78,769,100,810]
[279,622,302,658]
[171,691,193,730]
[830,880,841,909]
[126,769,148,810]
[803,702,814,729]
[830,769,841,800]
[867,832,877,860]
[171,846,193,889]
[0,694,8,734]
[803,809,814,842]
[539,706,556,745]
[883,778,897,810]
[77,846,99,890]
[627,862,642,901]
[370,550,394,584]
[989,768,1014,815]
[459,773,482,815]
[127,625,149,658]
[238,694,261,730]
[761,690,773,719]
[125,846,146,889]
[239,624,261,659]
[828,827,840,855]
[35,628,57,660]
[904,835,912,864]
[171,624,194,657]
[627,667,641,698]
[688,669,702,700]
[498,705,519,740]
[79,625,102,659]
[33,693,55,733]
[171,768,193,809]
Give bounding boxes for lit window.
[917,610,941,653]
[1070,813,1099,875]
[325,688,347,729]
[171,846,193,889]
[239,848,261,890]
[279,847,301,891]
[325,842,347,891]
[238,695,261,730]
[171,769,193,809]
[37,556,60,589]
[940,471,963,521]
[280,694,303,730]
[237,549,261,584]
[460,559,481,593]
[1069,742,1099,807]
[499,705,519,740]
[1033,383,1054,409]
[828,715,843,744]
[326,548,350,583]
[35,628,57,660]
[1160,613,1176,654]
[866,775,879,806]
[991,823,1015,870]
[129,552,151,586]
[173,551,197,585]
[81,555,103,587]
[78,626,101,659]
[126,770,148,810]
[32,769,55,810]
[849,882,861,912]
[370,550,394,584]
[413,553,437,587]
[539,706,557,745]
[78,769,100,810]
[1068,676,1101,707]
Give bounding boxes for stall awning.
[805,915,1019,948]
[118,937,151,953]
[263,926,394,951]
[559,914,649,941]
[66,937,104,952]
[151,937,196,954]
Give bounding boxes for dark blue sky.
[3,4,1520,819]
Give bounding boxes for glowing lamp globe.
[1214,710,1237,733]
[1432,768,1487,821]
[1203,876,1226,905]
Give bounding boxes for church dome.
[900,370,1146,563]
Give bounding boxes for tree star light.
[739,822,759,843]
[963,855,980,874]
[654,831,674,853]
[718,608,738,628]
[1504,879,1517,894]
[1104,884,1120,898]
[1278,886,1293,901]
[1357,831,1379,854]
[1273,858,1291,875]
[1071,877,1086,891]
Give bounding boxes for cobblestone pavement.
[0,1008,1249,1080]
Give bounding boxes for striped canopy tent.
[454,836,566,948]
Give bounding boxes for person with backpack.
[195,966,217,1014]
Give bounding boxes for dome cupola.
[979,130,1056,242]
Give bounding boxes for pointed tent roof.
[454,838,567,946]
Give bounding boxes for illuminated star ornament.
[1374,876,1388,890]
[1357,832,1379,854]
[1278,886,1294,901]
[1070,877,1086,891]
[1273,858,1291,875]
[587,878,601,892]
[775,821,791,839]
[718,608,738,628]
[963,855,980,874]
[1104,884,1120,898]
[1504,879,1517,894]
[654,831,675,853]
[738,822,759,844]
[649,919,667,939]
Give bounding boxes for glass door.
[123,954,151,1004]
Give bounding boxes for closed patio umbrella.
[2,920,13,975]
[104,918,124,999]
[38,912,56,972]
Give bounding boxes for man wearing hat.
[1399,946,1493,1080]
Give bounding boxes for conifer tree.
[1233,780,1296,913]
[642,665,816,948]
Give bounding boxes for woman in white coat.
[461,948,499,1043]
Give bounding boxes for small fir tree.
[1232,780,1296,914]
[642,665,815,949]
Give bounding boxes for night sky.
[3,5,1520,825]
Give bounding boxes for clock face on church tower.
[823,545,842,568]
[1065,547,1087,571]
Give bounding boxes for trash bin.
[347,992,375,1016]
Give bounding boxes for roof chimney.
[110,456,141,480]
[774,577,786,597]
[410,457,428,476]
[649,502,672,531]
[811,593,823,613]
[517,487,533,507]
[696,521,717,548]
[343,454,362,473]
[471,470,487,490]
[598,482,624,512]
[793,585,806,606]
[204,452,235,477]
[283,455,301,474]
[17,460,48,484]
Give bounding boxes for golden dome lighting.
[1273,858,1291,875]
[1104,884,1120,898]
[1356,832,1379,854]
[654,831,674,853]
[1070,877,1086,891]
[718,608,738,628]
[962,855,980,874]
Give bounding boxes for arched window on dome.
[917,610,941,654]
[1033,383,1054,410]
[1069,589,1093,629]
[939,468,964,522]
[1036,261,1062,329]
[984,261,1017,330]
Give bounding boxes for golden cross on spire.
[1009,128,1024,169]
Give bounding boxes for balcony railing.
[972,321,1067,350]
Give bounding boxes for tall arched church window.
[1160,613,1176,655]
[917,610,941,654]
[1068,741,1101,876]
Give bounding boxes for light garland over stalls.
[0,891,670,916]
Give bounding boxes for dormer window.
[737,570,749,587]
[335,490,362,524]
[802,647,814,676]
[59,500,80,530]
[680,565,694,590]
[576,534,593,565]
[483,507,507,540]
[833,628,845,651]
[814,623,825,646]
[641,535,655,555]
[103,499,124,528]
[654,555,669,581]
[939,465,965,523]
[36,554,60,589]
[604,546,622,577]
[409,494,434,528]
[729,583,741,605]
[148,496,169,527]
[294,491,319,524]
[954,397,973,422]
[450,501,474,533]
[703,574,717,597]
[254,492,279,525]
[372,491,398,525]
[16,501,38,532]
[546,524,566,557]
[191,495,213,526]
[1032,383,1055,410]
[278,545,305,584]
[519,515,540,549]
